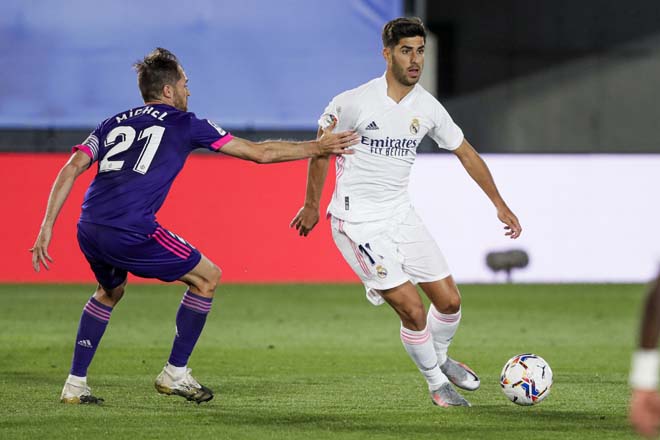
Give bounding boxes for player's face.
[172,68,190,112]
[387,36,425,87]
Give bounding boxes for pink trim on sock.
[430,306,461,323]
[400,327,431,345]
[85,300,111,317]
[181,293,212,314]
[181,301,211,313]
[182,293,211,306]
[84,301,111,322]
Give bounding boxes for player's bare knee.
[193,281,213,298]
[188,263,222,298]
[194,265,221,298]
[401,317,427,332]
[95,280,126,306]
[106,284,126,302]
[437,294,461,314]
[206,264,222,292]
[400,305,427,330]
[212,264,222,285]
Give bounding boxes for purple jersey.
[74,104,232,233]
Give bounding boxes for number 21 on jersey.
[99,125,165,175]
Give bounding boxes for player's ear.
[382,47,390,61]
[162,84,173,99]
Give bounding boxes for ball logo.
[376,265,388,279]
[410,118,420,135]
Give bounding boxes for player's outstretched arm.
[452,139,522,239]
[630,274,660,438]
[290,127,331,236]
[219,129,357,164]
[30,151,91,272]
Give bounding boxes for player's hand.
[497,205,522,239]
[630,389,660,438]
[290,206,320,237]
[317,120,358,156]
[30,226,54,272]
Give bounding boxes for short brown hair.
[382,17,426,48]
[133,47,182,101]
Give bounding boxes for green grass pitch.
[0,283,646,439]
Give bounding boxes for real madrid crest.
[376,265,388,279]
[410,118,420,135]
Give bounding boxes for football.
[500,353,553,406]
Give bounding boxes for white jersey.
[320,75,464,222]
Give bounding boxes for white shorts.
[331,208,451,306]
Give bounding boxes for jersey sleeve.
[318,93,358,132]
[427,101,464,151]
[72,126,102,165]
[189,114,234,151]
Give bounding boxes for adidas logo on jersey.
[77,339,93,349]
[365,121,379,130]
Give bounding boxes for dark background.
[2,0,658,153]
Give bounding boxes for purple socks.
[68,291,212,376]
[167,290,213,367]
[70,297,112,377]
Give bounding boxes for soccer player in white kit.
[291,17,522,407]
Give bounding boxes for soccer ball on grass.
[500,353,553,406]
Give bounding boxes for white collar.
[377,74,418,105]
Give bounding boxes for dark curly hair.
[382,17,426,48]
[133,47,183,101]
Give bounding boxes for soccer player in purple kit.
[30,48,357,405]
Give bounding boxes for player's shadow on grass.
[199,408,630,437]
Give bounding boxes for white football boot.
[440,357,480,391]
[60,375,104,404]
[430,382,471,407]
[154,365,213,404]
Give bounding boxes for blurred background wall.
[422,0,660,153]
[1,0,659,153]
[0,0,401,147]
[1,0,658,282]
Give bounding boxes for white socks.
[66,374,87,386]
[400,325,448,390]
[427,305,461,366]
[165,362,187,378]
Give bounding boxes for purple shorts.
[77,221,202,288]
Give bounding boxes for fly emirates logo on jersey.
[360,135,418,157]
